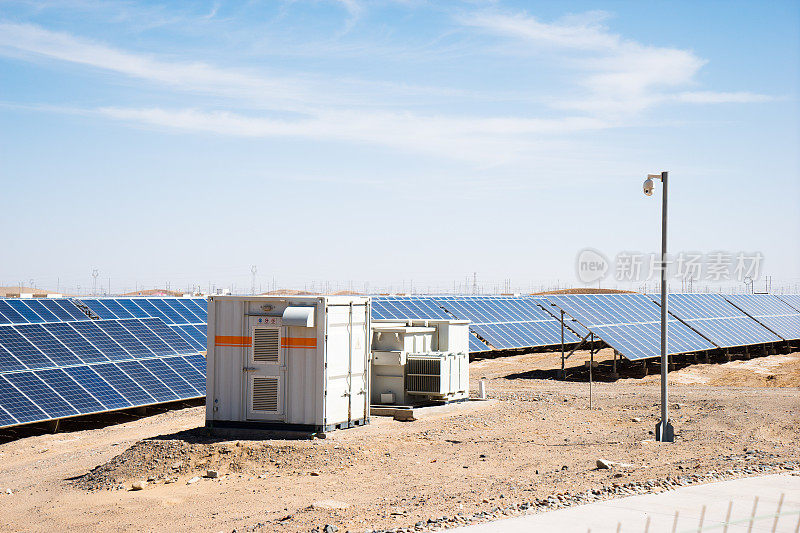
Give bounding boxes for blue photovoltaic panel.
[545,293,716,361]
[171,326,205,350]
[58,300,91,321]
[118,319,175,356]
[185,353,207,375]
[69,321,130,361]
[0,310,9,325]
[115,361,178,402]
[162,299,202,324]
[0,327,55,369]
[140,358,200,397]
[0,376,48,423]
[4,372,78,419]
[97,299,135,319]
[21,300,60,322]
[724,295,800,341]
[778,295,800,312]
[80,299,117,320]
[190,325,208,342]
[149,299,185,324]
[649,294,781,348]
[179,325,207,349]
[129,298,174,324]
[0,404,17,427]
[0,300,28,324]
[43,323,108,364]
[162,357,206,393]
[185,299,208,320]
[14,324,83,367]
[35,368,105,414]
[64,366,130,410]
[115,299,152,318]
[0,343,25,372]
[468,333,489,352]
[95,321,153,358]
[38,299,76,321]
[173,299,204,323]
[91,363,155,405]
[5,300,43,323]
[140,318,195,354]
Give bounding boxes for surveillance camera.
[643,178,654,196]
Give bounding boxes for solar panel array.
[724,295,800,341]
[544,293,717,361]
[371,295,584,351]
[0,297,207,430]
[649,293,781,348]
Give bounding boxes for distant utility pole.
[92,269,99,296]
[472,272,478,295]
[250,265,258,295]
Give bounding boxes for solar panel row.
[0,299,88,324]
[0,353,206,428]
[77,298,207,325]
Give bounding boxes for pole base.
[655,420,674,442]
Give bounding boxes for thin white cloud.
[96,106,610,163]
[459,11,770,115]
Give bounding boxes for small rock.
[312,500,350,510]
[205,470,219,479]
[322,525,338,533]
[258,473,267,479]
[130,481,146,491]
[632,417,642,423]
[309,471,320,477]
[596,459,611,469]
[171,461,182,469]
[187,476,201,485]
[146,476,156,482]
[5,489,12,495]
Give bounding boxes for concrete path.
[450,473,800,533]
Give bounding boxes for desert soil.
[0,348,798,533]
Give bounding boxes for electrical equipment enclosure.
[206,295,370,433]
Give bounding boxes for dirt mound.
[533,288,638,295]
[75,437,360,490]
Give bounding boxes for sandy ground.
[0,348,798,533]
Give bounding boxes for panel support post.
[559,310,565,380]
[589,332,594,410]
[655,170,674,443]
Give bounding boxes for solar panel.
[139,318,196,353]
[545,293,716,360]
[115,299,152,319]
[70,322,131,361]
[79,299,117,320]
[95,321,154,358]
[38,299,77,321]
[185,299,208,320]
[54,300,90,321]
[171,325,205,350]
[0,376,48,423]
[162,356,206,392]
[35,368,105,414]
[116,361,178,402]
[178,325,207,349]
[649,293,781,348]
[97,299,135,319]
[778,294,800,312]
[14,324,83,367]
[5,300,44,323]
[724,295,800,341]
[0,327,55,369]
[139,358,199,396]
[21,300,60,322]
[172,299,204,323]
[0,343,25,372]
[0,300,28,324]
[149,299,185,324]
[128,298,174,324]
[118,319,176,356]
[64,366,131,410]
[45,323,109,364]
[3,372,78,419]
[91,363,156,405]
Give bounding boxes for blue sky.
[0,0,798,295]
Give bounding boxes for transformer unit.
[371,319,469,405]
[206,295,370,433]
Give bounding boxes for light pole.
[643,171,674,443]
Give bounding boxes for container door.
[245,324,285,420]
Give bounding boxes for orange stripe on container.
[215,335,251,347]
[281,337,317,348]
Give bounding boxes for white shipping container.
[206,295,370,433]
